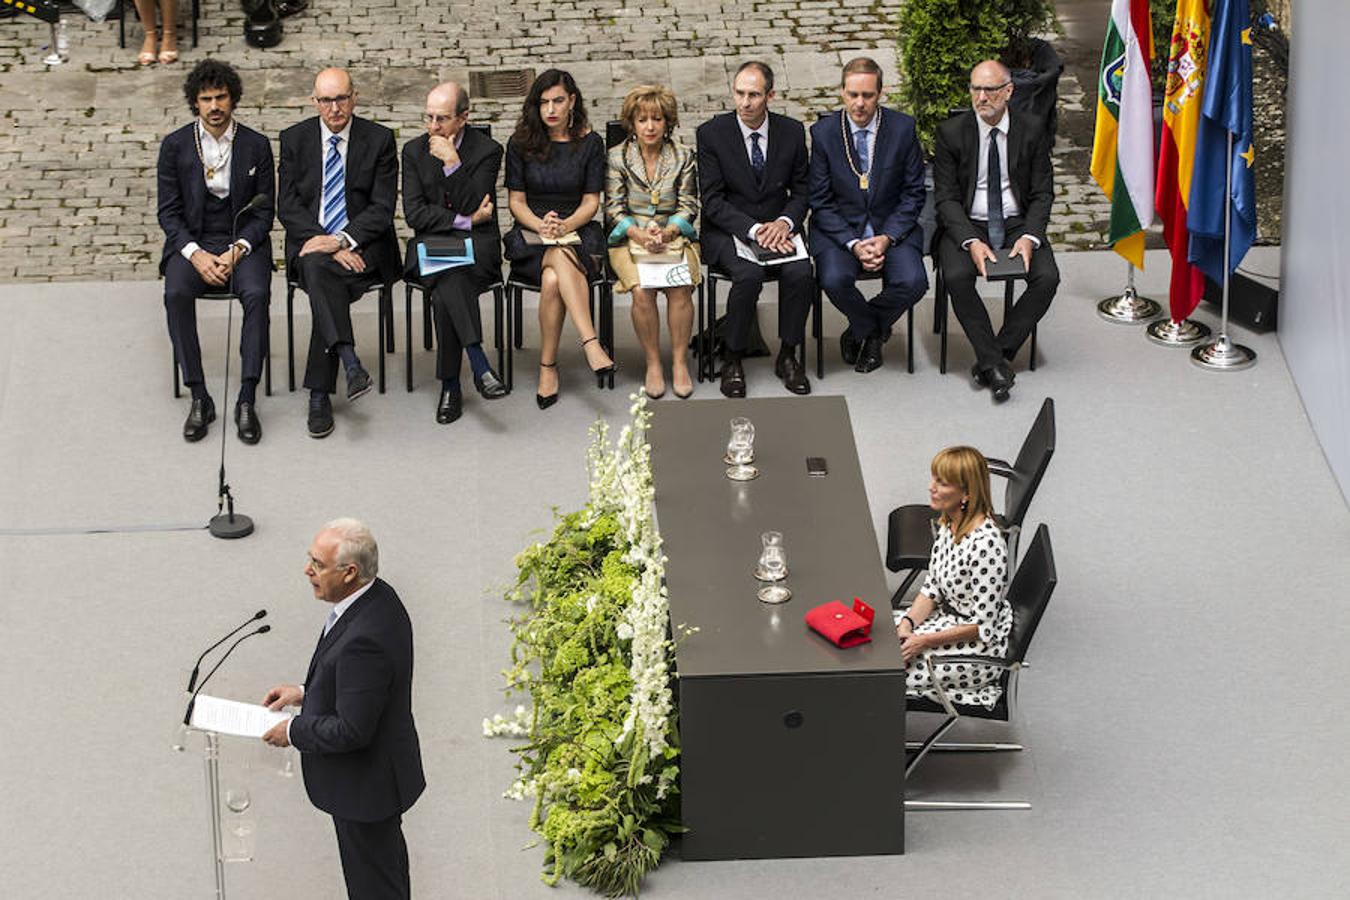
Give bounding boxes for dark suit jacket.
[807,107,926,255]
[933,109,1054,246]
[400,128,503,284]
[277,115,400,284]
[156,122,275,274]
[696,111,810,264]
[291,578,426,823]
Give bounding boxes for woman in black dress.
[504,69,615,409]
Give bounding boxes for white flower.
[615,622,634,641]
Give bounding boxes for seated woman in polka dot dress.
[896,446,1012,710]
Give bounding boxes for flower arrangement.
[487,395,682,897]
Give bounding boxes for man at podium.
[262,518,424,899]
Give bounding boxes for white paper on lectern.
[190,694,290,738]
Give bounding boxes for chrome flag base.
[1146,318,1211,346]
[1191,333,1256,371]
[1097,286,1162,323]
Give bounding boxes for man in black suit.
[402,82,507,424]
[934,59,1059,402]
[697,61,813,397]
[278,67,400,439]
[157,60,273,444]
[809,57,928,373]
[263,518,425,900]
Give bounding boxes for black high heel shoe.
[581,336,617,377]
[536,361,559,410]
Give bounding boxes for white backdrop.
[1281,3,1350,503]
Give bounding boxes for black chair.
[701,266,825,383]
[171,290,272,398]
[886,396,1055,609]
[931,226,1037,374]
[285,277,396,394]
[904,524,1056,811]
[118,0,202,49]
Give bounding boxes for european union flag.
[1187,0,1257,283]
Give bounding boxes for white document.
[733,233,808,266]
[190,694,290,738]
[637,260,694,288]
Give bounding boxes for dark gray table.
[650,396,904,861]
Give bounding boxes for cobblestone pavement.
[0,1,1110,283]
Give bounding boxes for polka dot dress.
[905,517,1011,709]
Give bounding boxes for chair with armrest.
[904,523,1056,811]
[886,396,1055,609]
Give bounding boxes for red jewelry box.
[805,598,875,648]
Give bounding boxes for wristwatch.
[336,234,352,250]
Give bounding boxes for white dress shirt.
[736,115,794,239]
[320,119,357,250]
[966,110,1040,249]
[180,120,253,261]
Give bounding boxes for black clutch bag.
[422,235,468,257]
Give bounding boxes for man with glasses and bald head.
[933,59,1059,403]
[278,68,400,438]
[401,82,507,425]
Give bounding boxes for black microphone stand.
[209,198,263,539]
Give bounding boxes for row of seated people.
[159,56,1059,444]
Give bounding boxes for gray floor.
[2,247,1347,899]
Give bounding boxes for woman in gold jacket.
[605,84,702,399]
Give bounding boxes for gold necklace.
[194,120,236,181]
[840,108,880,191]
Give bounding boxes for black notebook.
[422,236,468,257]
[984,251,1028,282]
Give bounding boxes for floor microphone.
[183,625,272,726]
[186,609,268,693]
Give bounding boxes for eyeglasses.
[422,113,460,125]
[314,94,353,107]
[969,82,1011,95]
[305,554,352,573]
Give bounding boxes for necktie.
[321,134,348,235]
[853,126,870,177]
[322,608,338,638]
[749,132,765,177]
[986,126,1005,251]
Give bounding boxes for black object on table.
[649,396,904,861]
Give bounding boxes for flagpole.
[1191,130,1256,370]
[1146,312,1211,346]
[1097,261,1162,323]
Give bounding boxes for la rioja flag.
[1090,0,1156,269]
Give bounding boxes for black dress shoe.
[988,363,1015,402]
[234,401,262,444]
[436,389,463,424]
[775,351,811,395]
[840,328,860,366]
[720,358,747,398]
[972,364,992,387]
[275,0,307,15]
[183,396,216,442]
[855,336,884,373]
[474,369,508,400]
[345,365,373,402]
[307,395,334,438]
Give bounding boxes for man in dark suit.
[278,67,400,439]
[809,57,928,373]
[402,81,507,424]
[934,59,1059,402]
[263,518,425,900]
[157,59,273,444]
[697,61,813,397]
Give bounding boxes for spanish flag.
[1154,0,1211,322]
[1090,0,1155,269]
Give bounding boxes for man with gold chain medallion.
[808,57,927,374]
[157,59,275,444]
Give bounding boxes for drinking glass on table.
[757,531,788,581]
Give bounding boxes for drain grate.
[470,68,537,99]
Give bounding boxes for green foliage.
[897,0,1057,150]
[1150,0,1176,94]
[497,415,679,897]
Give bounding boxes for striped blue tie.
[321,134,348,234]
